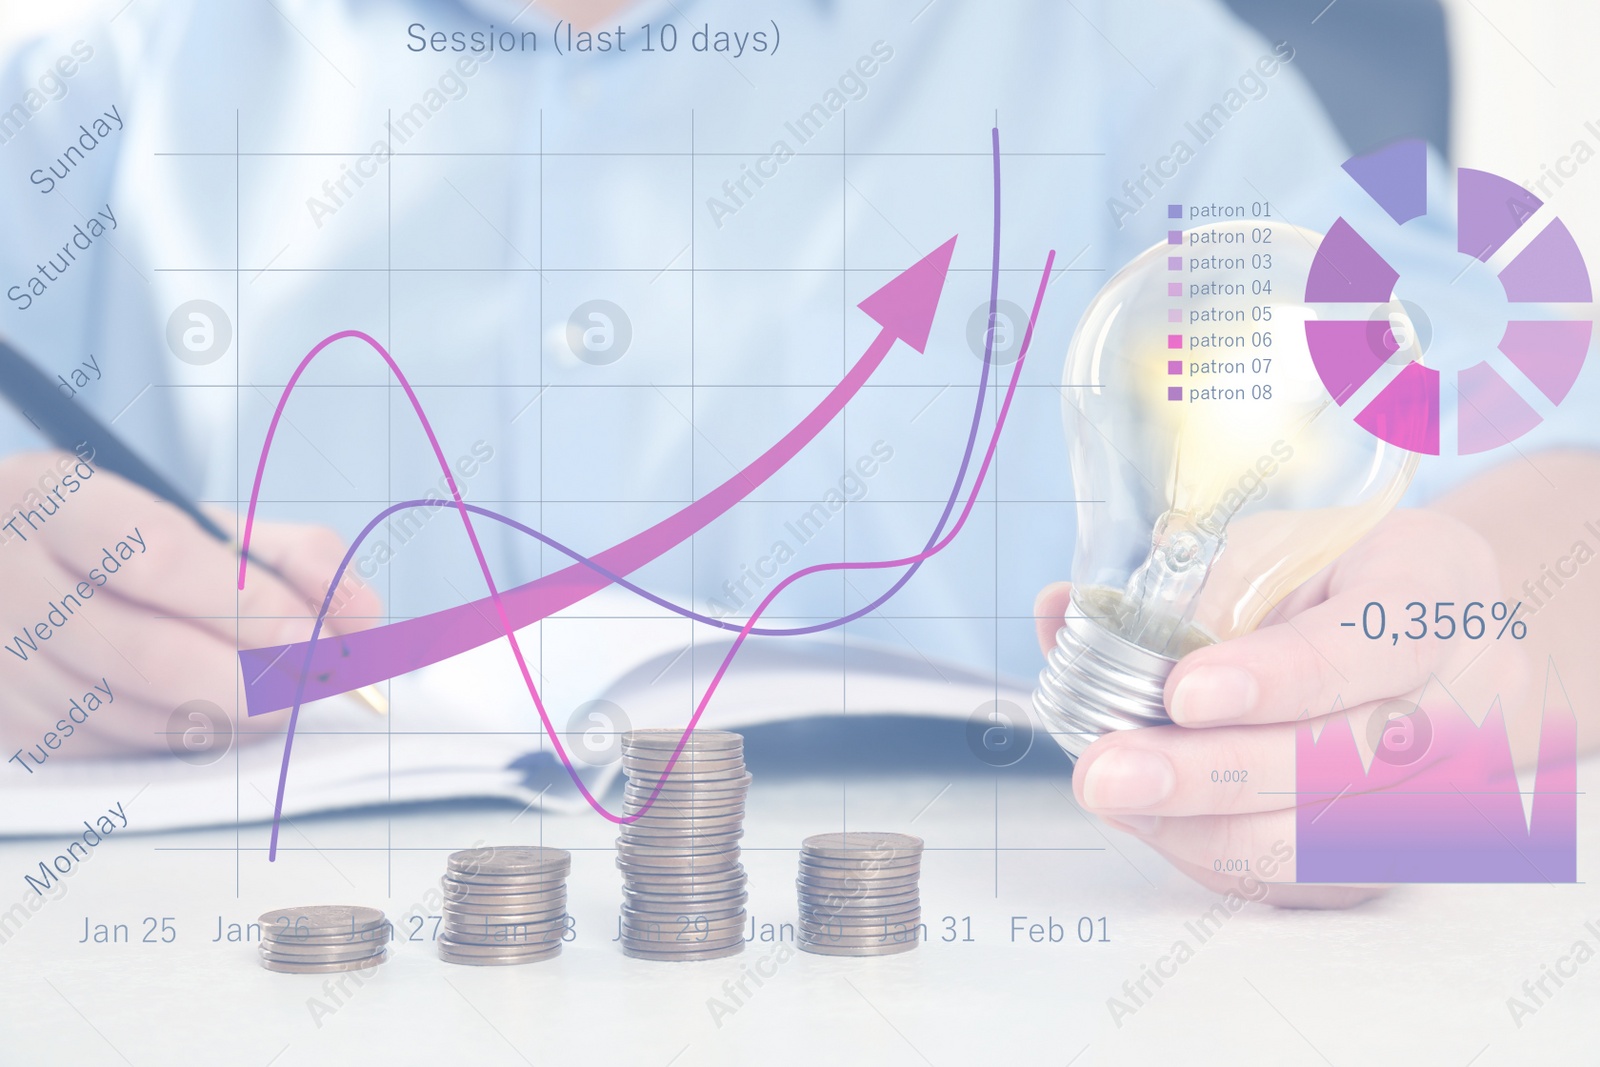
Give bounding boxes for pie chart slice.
[1305,219,1400,303]
[1342,139,1428,225]
[1305,319,1398,404]
[1458,168,1542,261]
[1355,362,1440,455]
[1499,220,1593,303]
[1499,320,1592,404]
[1457,362,1543,456]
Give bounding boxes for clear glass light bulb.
[1035,221,1418,762]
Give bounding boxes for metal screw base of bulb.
[1032,587,1191,765]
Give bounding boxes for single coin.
[438,944,561,966]
[620,827,746,845]
[260,941,387,964]
[800,921,928,940]
[799,894,921,913]
[623,793,750,813]
[797,877,920,897]
[797,861,922,882]
[625,772,752,794]
[799,853,923,873]
[443,892,566,910]
[441,907,567,926]
[623,778,752,797]
[446,846,572,878]
[620,864,746,882]
[262,927,393,949]
[621,906,747,928]
[797,871,921,893]
[619,861,746,879]
[622,879,746,898]
[441,878,568,896]
[622,905,747,924]
[802,832,924,860]
[798,935,923,951]
[442,928,566,948]
[800,883,928,902]
[618,861,743,879]
[622,753,747,774]
[437,944,562,965]
[258,905,387,936]
[621,928,746,946]
[623,889,748,911]
[441,889,568,909]
[621,811,748,830]
[624,940,748,966]
[437,934,564,954]
[619,832,745,852]
[797,939,918,957]
[623,728,743,749]
[800,902,928,921]
[261,928,392,949]
[621,821,747,838]
[261,950,389,974]
[441,869,569,888]
[624,777,748,793]
[799,915,922,938]
[623,807,748,824]
[619,923,746,939]
[624,788,749,805]
[616,842,741,862]
[442,914,569,934]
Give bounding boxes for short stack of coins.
[437,845,571,966]
[797,832,924,957]
[258,905,391,973]
[616,729,749,961]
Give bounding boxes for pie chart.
[1304,139,1594,456]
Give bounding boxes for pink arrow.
[241,236,959,714]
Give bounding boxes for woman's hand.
[0,451,381,759]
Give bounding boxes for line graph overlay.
[242,131,1055,858]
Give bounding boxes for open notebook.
[0,591,1032,835]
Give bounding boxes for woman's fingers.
[1164,588,1448,728]
[1072,721,1298,817]
[1034,581,1074,656]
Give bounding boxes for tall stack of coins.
[797,832,924,957]
[438,845,571,966]
[258,905,391,973]
[616,729,749,961]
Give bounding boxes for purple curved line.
[258,128,1021,857]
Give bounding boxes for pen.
[0,337,387,716]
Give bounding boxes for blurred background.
[3,0,1595,264]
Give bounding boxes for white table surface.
[0,758,1593,1066]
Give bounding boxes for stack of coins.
[258,905,391,973]
[616,729,749,961]
[437,845,571,966]
[797,832,924,957]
